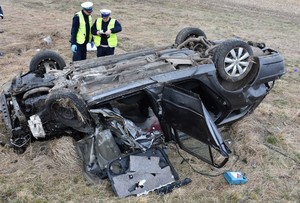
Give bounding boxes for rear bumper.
[254,52,285,85]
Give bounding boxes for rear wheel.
[29,50,66,73]
[213,39,253,82]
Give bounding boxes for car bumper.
[253,52,285,85]
[0,91,13,135]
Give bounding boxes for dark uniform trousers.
[72,43,88,61]
[97,46,115,57]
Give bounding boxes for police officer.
[91,9,122,57]
[0,6,4,19]
[0,5,4,56]
[70,2,93,61]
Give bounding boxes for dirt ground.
[0,0,299,202]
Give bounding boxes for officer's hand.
[90,42,95,48]
[97,30,104,35]
[71,44,77,53]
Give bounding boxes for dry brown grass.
[0,0,300,202]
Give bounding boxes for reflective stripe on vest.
[76,11,92,44]
[94,18,117,47]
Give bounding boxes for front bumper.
[0,91,13,135]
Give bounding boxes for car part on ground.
[156,177,192,195]
[107,147,179,198]
[0,27,285,197]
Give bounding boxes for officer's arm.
[91,19,98,35]
[70,15,79,44]
[111,20,122,33]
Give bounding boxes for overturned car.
[0,27,285,197]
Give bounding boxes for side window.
[161,84,231,167]
[174,129,229,168]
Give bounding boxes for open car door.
[161,85,231,168]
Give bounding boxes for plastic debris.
[43,35,52,45]
[224,171,248,185]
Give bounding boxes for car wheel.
[45,88,93,134]
[29,50,66,73]
[213,39,253,82]
[175,27,206,48]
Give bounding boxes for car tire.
[213,39,253,82]
[45,88,93,134]
[29,50,66,73]
[175,27,207,47]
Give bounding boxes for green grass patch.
[294,152,300,162]
[272,99,288,108]
[266,136,278,145]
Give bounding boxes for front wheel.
[213,39,253,82]
[45,88,93,134]
[175,27,207,49]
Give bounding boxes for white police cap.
[81,2,93,10]
[100,9,111,17]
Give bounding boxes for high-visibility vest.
[94,18,117,47]
[76,11,92,44]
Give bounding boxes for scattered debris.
[206,183,214,191]
[224,171,248,185]
[107,148,179,198]
[43,35,52,45]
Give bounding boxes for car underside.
[0,27,285,197]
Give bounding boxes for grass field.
[0,0,299,202]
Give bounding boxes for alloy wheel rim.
[224,47,250,77]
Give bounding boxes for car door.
[161,84,231,168]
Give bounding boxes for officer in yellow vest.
[91,9,122,57]
[70,2,93,61]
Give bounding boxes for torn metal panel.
[76,127,122,182]
[129,155,161,173]
[95,129,121,170]
[111,167,175,198]
[108,148,179,198]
